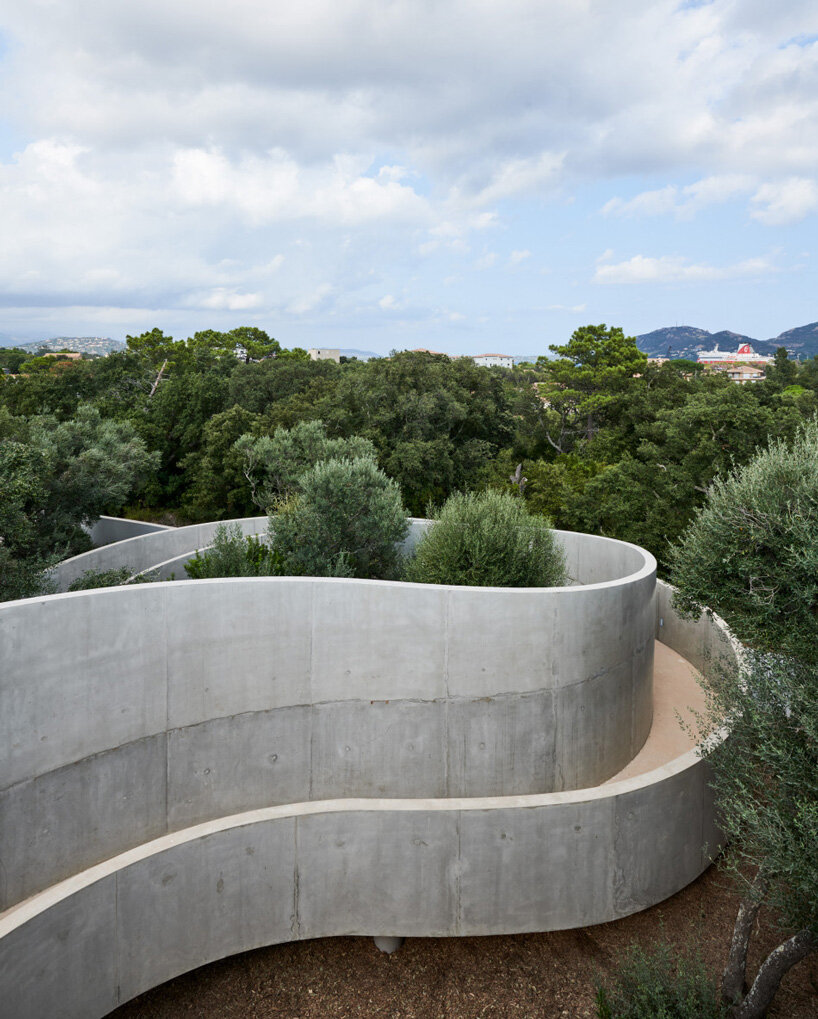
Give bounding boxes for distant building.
[472,353,515,369]
[723,365,766,384]
[42,351,82,360]
[308,348,341,363]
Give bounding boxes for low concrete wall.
[53,516,268,590]
[1,755,722,1019]
[0,531,655,908]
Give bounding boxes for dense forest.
[2,322,817,601]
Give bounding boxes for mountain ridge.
[636,322,818,360]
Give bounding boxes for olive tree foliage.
[670,418,818,1018]
[0,405,158,601]
[269,456,408,579]
[670,418,818,663]
[403,489,567,588]
[694,651,818,1019]
[184,523,283,579]
[235,420,377,511]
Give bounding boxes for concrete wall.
[0,749,723,1019]
[53,516,268,590]
[56,516,647,591]
[0,531,655,909]
[0,533,738,1019]
[86,515,174,547]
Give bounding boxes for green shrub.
[68,567,134,591]
[596,942,727,1019]
[669,417,818,662]
[269,456,408,579]
[403,489,567,587]
[184,523,283,578]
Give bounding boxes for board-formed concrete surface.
[0,523,737,1019]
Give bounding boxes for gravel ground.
[113,865,817,1019]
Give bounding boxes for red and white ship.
[697,342,772,365]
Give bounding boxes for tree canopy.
[671,420,818,1017]
[670,418,818,662]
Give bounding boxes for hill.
[771,322,818,359]
[636,322,818,361]
[11,336,124,357]
[636,326,759,360]
[338,348,380,360]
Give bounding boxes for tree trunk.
[732,929,817,1019]
[722,874,768,1006]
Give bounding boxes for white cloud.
[546,303,587,312]
[286,284,334,315]
[751,177,818,225]
[172,148,431,227]
[472,152,564,205]
[593,253,777,284]
[1,2,817,338]
[475,252,498,270]
[194,289,263,311]
[602,175,756,219]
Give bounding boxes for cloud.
[602,175,756,219]
[475,252,498,270]
[751,177,818,224]
[1,2,817,340]
[193,289,263,311]
[593,253,777,284]
[286,284,334,315]
[546,303,586,312]
[172,148,431,227]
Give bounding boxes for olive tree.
[670,419,818,1017]
[0,405,157,601]
[670,418,818,663]
[403,488,567,588]
[235,419,376,510]
[269,456,408,579]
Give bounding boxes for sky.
[0,1,816,355]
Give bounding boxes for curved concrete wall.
[0,580,736,1019]
[0,530,655,910]
[52,516,269,590]
[53,515,648,592]
[85,515,174,546]
[0,524,743,1019]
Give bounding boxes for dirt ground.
[114,864,817,1019]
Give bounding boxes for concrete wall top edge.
[16,524,656,610]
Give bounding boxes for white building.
[308,348,341,363]
[472,353,515,369]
